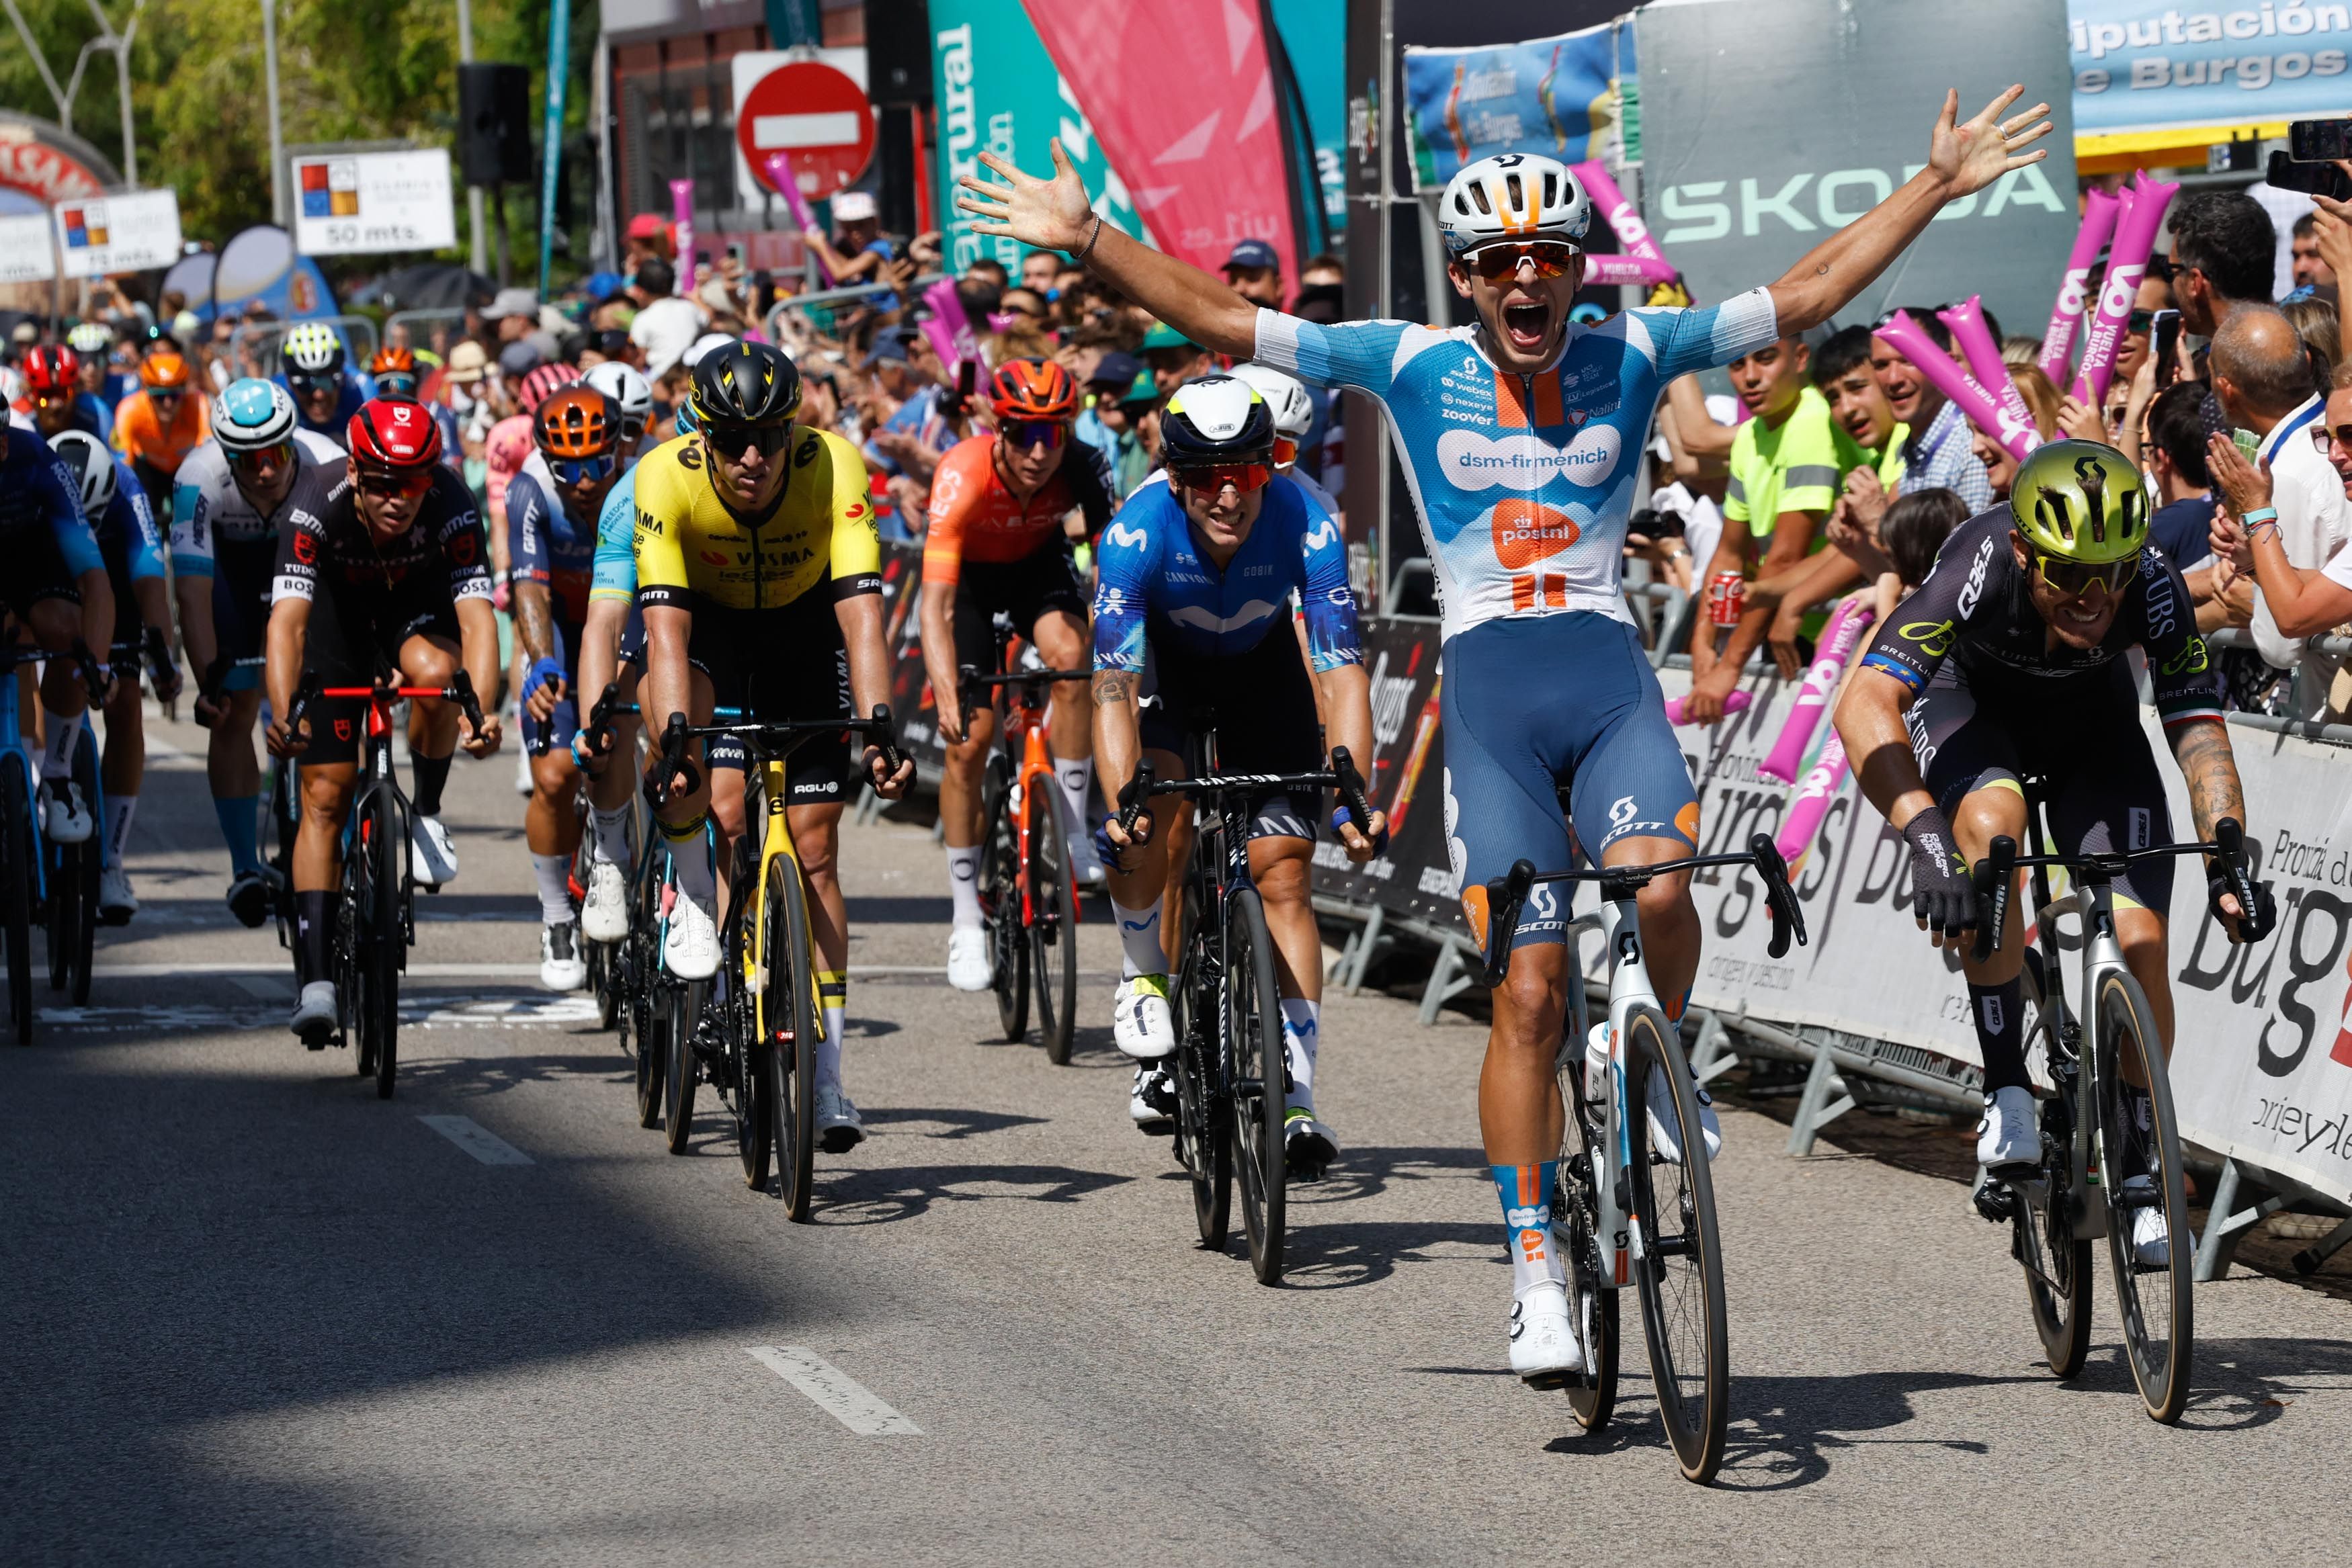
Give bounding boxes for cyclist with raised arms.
[0,419,116,848]
[961,83,2052,1383]
[265,399,502,1043]
[921,357,1116,992]
[509,385,626,990]
[1834,441,2273,1266]
[632,341,913,1151]
[1090,376,1385,1166]
[48,429,179,920]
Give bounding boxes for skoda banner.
[2070,0,2352,135]
[1636,0,2080,336]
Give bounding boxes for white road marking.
[228,975,292,1000]
[747,1347,921,1435]
[91,961,1114,982]
[418,1115,533,1165]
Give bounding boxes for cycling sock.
[1493,1160,1566,1298]
[591,805,632,865]
[214,794,262,877]
[39,708,81,781]
[411,752,452,818]
[663,814,716,904]
[1279,996,1319,1113]
[295,890,331,985]
[1056,757,1095,842]
[817,971,847,1089]
[531,853,574,926]
[946,844,983,928]
[103,793,136,866]
[1111,896,1164,979]
[1969,975,2029,1094]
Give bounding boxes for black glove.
[1902,806,1976,943]
[2210,870,2279,943]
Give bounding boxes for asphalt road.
[5,706,2349,1565]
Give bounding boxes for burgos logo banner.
[2070,0,2352,134]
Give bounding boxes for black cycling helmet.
[1157,376,1276,470]
[688,339,801,427]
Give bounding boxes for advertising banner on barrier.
[1401,22,1631,193]
[2068,0,2352,136]
[0,212,56,283]
[55,187,181,277]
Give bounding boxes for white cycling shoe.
[1114,976,1176,1059]
[2123,1175,2172,1268]
[410,814,460,886]
[540,920,587,991]
[581,861,630,943]
[663,887,720,980]
[1130,1063,1175,1135]
[1976,1085,2040,1170]
[947,924,993,992]
[1285,1109,1339,1175]
[40,781,91,844]
[1509,1283,1585,1385]
[98,863,136,924]
[816,1082,866,1153]
[290,980,338,1047]
[1645,1063,1723,1164]
[1067,833,1107,889]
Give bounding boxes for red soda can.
[1706,570,1746,627]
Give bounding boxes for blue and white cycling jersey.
[1253,290,1778,644]
[1092,473,1361,674]
[0,425,106,578]
[93,453,166,586]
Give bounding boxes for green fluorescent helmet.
[2010,439,2148,564]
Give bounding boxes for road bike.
[1968,799,2262,1425]
[1478,834,1806,1485]
[0,642,56,1043]
[570,682,640,1033]
[40,642,110,1010]
[648,705,904,1219]
[960,624,1088,1063]
[1114,739,1376,1287]
[282,667,487,1099]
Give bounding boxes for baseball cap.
[1222,238,1279,273]
[497,339,544,378]
[1141,322,1197,353]
[444,341,489,384]
[1089,351,1144,392]
[1118,367,1159,405]
[483,286,538,320]
[831,191,878,223]
[626,213,668,241]
[859,334,911,369]
[9,321,37,345]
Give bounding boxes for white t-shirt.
[2250,396,2351,689]
[629,296,710,379]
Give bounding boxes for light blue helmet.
[212,378,298,453]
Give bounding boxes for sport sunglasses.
[702,421,795,458]
[375,372,420,399]
[355,468,433,498]
[1169,461,1273,496]
[1460,241,1580,281]
[2031,547,2140,597]
[999,418,1069,449]
[550,452,618,485]
[228,440,296,473]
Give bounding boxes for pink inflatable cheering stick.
[1756,601,1876,783]
[918,275,980,380]
[1773,731,1849,877]
[2037,188,2120,385]
[2072,174,2179,407]
[1873,311,2037,464]
[1939,296,2032,443]
[669,179,696,295]
[763,154,835,289]
[1665,689,1752,726]
[1571,161,1678,282]
[1585,255,1677,286]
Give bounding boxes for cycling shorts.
[1,521,83,619]
[686,601,853,803]
[952,540,1088,677]
[519,617,585,758]
[1908,662,2175,913]
[1138,622,1320,842]
[1441,613,1699,952]
[299,578,461,767]
[207,539,276,693]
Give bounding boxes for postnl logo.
[1493,498,1580,568]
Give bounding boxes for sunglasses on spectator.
[2327,424,2352,450]
[1000,419,1068,449]
[702,421,795,458]
[2029,547,2139,597]
[1459,241,1580,281]
[1170,461,1272,496]
[550,453,618,485]
[356,468,433,498]
[228,441,295,474]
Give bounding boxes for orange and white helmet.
[1438,153,1591,257]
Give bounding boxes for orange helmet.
[986,357,1078,421]
[534,385,620,460]
[139,351,191,392]
[369,346,417,376]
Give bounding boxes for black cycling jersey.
[1860,508,2225,730]
[271,466,493,611]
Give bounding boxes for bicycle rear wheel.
[663,976,702,1154]
[730,927,773,1192]
[365,791,402,1099]
[1027,783,1079,1065]
[982,763,1028,1043]
[1228,887,1288,1285]
[2096,970,2193,1424]
[763,853,822,1221]
[1623,1006,1729,1484]
[1,760,35,1044]
[1558,1053,1620,1432]
[2014,951,2091,1378]
[630,859,666,1127]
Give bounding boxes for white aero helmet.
[281,320,345,374]
[48,429,118,519]
[67,322,111,355]
[1228,362,1315,442]
[1437,153,1591,257]
[584,361,653,438]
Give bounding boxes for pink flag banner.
[1585,254,1677,287]
[2037,188,2119,384]
[669,179,696,296]
[763,153,835,289]
[1774,731,1850,875]
[1570,161,1677,281]
[1757,601,1876,784]
[1874,310,2036,464]
[2072,175,2179,407]
[919,275,979,376]
[1021,1,1299,274]
[1939,296,2033,439]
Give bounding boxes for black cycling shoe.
[227,870,272,930]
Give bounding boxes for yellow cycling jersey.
[632,426,882,612]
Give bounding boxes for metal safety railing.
[763,273,947,342]
[226,314,378,380]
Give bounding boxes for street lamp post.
[261,0,283,224]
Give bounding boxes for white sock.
[591,805,632,865]
[40,707,81,781]
[1112,897,1165,980]
[532,853,574,925]
[946,843,982,928]
[1280,997,1320,1113]
[1056,756,1095,844]
[817,972,847,1090]
[103,793,136,865]
[664,818,716,904]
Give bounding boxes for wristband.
[2249,520,2281,546]
[2241,507,2278,527]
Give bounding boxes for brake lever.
[281,673,320,742]
[1747,832,1807,958]
[1972,835,2017,964]
[1329,744,1384,855]
[448,667,487,736]
[584,681,620,755]
[646,711,696,808]
[1480,859,1536,988]
[1115,760,1155,838]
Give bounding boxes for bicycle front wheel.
[1027,783,1079,1065]
[1558,1053,1620,1432]
[44,841,74,993]
[763,853,822,1222]
[663,977,701,1154]
[2014,949,2091,1378]
[981,763,1028,1043]
[729,910,773,1192]
[1,760,34,1044]
[1623,1006,1729,1484]
[630,860,666,1127]
[1173,915,1230,1249]
[366,791,402,1099]
[2096,969,2193,1424]
[1227,887,1288,1285]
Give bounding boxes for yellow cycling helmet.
[2009,439,2148,564]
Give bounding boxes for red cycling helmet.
[517,361,582,417]
[986,357,1079,421]
[21,345,80,398]
[346,396,444,474]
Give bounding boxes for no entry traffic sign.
[737,59,875,198]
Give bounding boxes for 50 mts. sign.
[290,149,457,256]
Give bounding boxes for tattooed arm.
[2169,718,2251,928]
[1089,668,1150,848]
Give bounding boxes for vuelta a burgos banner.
[2069,0,2352,136]
[1401,21,1632,193]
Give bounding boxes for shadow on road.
[816,1160,1133,1225]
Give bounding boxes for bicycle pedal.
[1971,1172,2019,1224]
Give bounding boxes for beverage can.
[1706,570,1746,627]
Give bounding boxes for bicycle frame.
[0,649,50,905]
[964,640,1089,932]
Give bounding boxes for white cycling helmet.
[1437,153,1591,257]
[66,322,110,355]
[212,376,299,453]
[584,360,653,439]
[48,429,117,519]
[1228,363,1315,441]
[281,320,345,375]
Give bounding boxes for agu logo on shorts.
[1492,498,1581,568]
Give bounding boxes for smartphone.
[943,356,977,419]
[2152,308,2183,390]
[725,243,745,265]
[2290,118,2352,161]
[2267,148,2352,201]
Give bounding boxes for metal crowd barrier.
[763,273,947,341]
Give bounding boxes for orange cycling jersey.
[110,388,210,477]
[921,432,1113,586]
